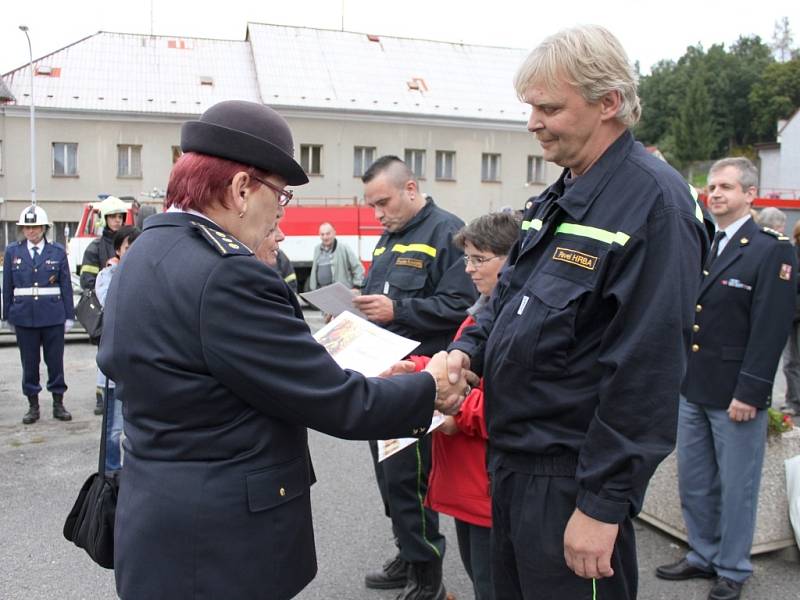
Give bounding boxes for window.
[52,142,78,176]
[353,146,376,177]
[527,155,546,184]
[117,144,142,177]
[172,146,183,164]
[404,149,426,179]
[435,151,455,180]
[481,153,501,182]
[300,144,323,175]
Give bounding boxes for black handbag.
[63,380,118,569]
[75,289,103,342]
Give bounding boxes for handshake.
[382,349,477,416]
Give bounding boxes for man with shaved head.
[355,155,477,600]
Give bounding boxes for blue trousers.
[677,397,767,583]
[104,386,124,473]
[15,324,67,397]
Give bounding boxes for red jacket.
[410,315,491,528]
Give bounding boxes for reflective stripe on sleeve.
[80,264,100,275]
[555,223,630,246]
[373,247,386,257]
[284,273,297,283]
[521,219,543,232]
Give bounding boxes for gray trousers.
[677,397,767,583]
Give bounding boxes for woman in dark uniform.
[96,100,470,600]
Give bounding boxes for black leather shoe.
[53,394,72,422]
[709,577,743,600]
[365,555,408,590]
[22,395,40,425]
[656,558,715,580]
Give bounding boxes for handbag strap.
[98,376,111,473]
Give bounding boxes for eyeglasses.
[251,176,294,207]
[462,255,501,267]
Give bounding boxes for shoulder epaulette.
[760,226,791,242]
[190,221,252,256]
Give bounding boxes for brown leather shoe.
[709,577,743,600]
[655,558,715,580]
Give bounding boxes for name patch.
[396,257,425,269]
[552,247,597,271]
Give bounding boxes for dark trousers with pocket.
[16,324,66,397]
[490,458,637,600]
[455,518,494,600]
[369,437,446,563]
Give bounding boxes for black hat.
[181,100,309,186]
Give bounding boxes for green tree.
[749,58,800,140]
[773,17,794,62]
[671,69,717,165]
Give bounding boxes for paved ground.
[1,309,798,599]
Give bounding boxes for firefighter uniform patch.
[396,257,425,269]
[552,247,598,270]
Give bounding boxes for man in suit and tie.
[656,157,796,600]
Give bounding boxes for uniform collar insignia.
[190,221,252,257]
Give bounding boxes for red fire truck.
[67,195,382,291]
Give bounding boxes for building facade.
[0,24,554,251]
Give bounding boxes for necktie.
[32,246,40,264]
[705,231,726,270]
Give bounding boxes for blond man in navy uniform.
[657,157,797,600]
[2,205,74,423]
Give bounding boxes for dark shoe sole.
[22,417,39,424]
[655,568,715,581]
[364,578,407,590]
[54,415,73,421]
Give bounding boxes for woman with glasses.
[96,100,470,600]
[406,212,520,600]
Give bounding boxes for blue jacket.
[3,240,74,327]
[683,217,796,409]
[97,212,435,600]
[451,131,709,524]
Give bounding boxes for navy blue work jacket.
[451,131,709,524]
[2,240,74,327]
[97,212,435,600]
[362,198,477,356]
[683,217,796,409]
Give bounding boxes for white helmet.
[17,205,50,226]
[98,196,130,219]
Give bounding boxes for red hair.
[165,152,269,212]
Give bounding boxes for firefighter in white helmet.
[79,196,129,414]
[2,205,75,423]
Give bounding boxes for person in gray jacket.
[308,222,364,290]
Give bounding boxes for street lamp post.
[19,25,36,206]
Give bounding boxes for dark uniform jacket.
[451,131,709,524]
[362,198,477,356]
[683,217,796,409]
[79,228,115,289]
[3,240,74,327]
[97,212,435,600]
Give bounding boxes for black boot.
[365,554,409,590]
[53,394,72,421]
[94,387,104,415]
[395,560,446,600]
[22,396,40,424]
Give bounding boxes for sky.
[1,0,797,76]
